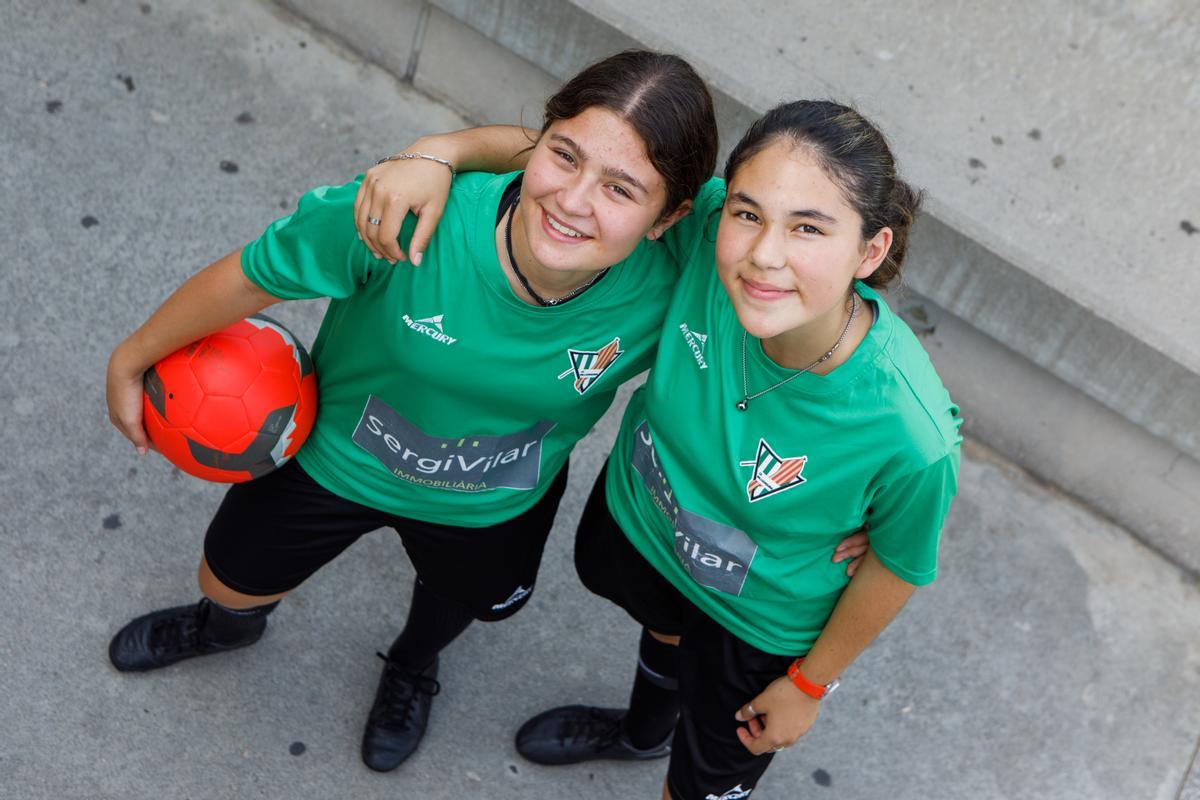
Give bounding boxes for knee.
[648,629,681,647]
[198,556,288,610]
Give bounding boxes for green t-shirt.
[241,172,679,527]
[606,181,963,655]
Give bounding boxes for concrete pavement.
[1,1,1198,798]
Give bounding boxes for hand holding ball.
[141,315,318,483]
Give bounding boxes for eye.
[796,223,822,234]
[608,184,632,199]
[554,149,577,167]
[734,209,760,223]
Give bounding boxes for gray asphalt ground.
[2,2,1198,798]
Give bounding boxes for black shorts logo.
[631,421,757,596]
[352,395,554,492]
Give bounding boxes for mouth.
[541,207,591,242]
[740,277,794,301]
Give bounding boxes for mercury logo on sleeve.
[352,395,554,492]
[630,421,758,596]
[678,322,709,370]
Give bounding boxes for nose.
[556,174,593,219]
[749,228,786,271]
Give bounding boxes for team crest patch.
[706,784,753,800]
[740,438,807,503]
[558,337,624,395]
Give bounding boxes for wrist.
[109,339,150,377]
[787,658,840,700]
[410,134,463,169]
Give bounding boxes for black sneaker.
[108,598,266,673]
[361,653,441,772]
[515,705,672,765]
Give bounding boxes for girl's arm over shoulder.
[356,126,537,264]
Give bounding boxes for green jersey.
[606,180,962,655]
[241,172,678,527]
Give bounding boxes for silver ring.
[746,703,758,717]
[367,216,381,226]
[771,745,785,753]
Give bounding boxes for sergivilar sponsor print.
[631,421,758,596]
[353,395,554,492]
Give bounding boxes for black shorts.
[576,464,796,800]
[203,458,568,621]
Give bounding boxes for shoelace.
[372,652,441,729]
[559,708,623,747]
[147,604,204,654]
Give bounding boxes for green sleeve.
[240,178,383,300]
[660,176,726,265]
[865,450,960,586]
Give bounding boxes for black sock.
[386,580,475,673]
[201,598,278,645]
[622,629,681,749]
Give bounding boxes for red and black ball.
[142,314,318,483]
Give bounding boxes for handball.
[142,314,318,483]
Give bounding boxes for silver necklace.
[736,293,859,411]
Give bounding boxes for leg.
[198,555,290,609]
[663,609,794,800]
[360,581,473,772]
[623,628,682,749]
[384,579,476,672]
[362,464,571,772]
[109,459,388,672]
[516,463,686,765]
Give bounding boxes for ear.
[854,227,893,280]
[647,198,694,241]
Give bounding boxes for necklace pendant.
[736,399,748,411]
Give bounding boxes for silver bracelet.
[375,151,456,177]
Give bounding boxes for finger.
[376,196,407,264]
[407,201,445,267]
[746,715,765,738]
[846,555,863,578]
[354,172,378,244]
[363,204,387,262]
[357,173,388,261]
[834,531,869,553]
[353,177,368,230]
[736,726,771,756]
[735,697,764,722]
[117,413,150,453]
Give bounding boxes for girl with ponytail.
[361,97,958,799]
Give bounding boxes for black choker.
[502,200,609,307]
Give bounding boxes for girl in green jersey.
[360,101,957,798]
[105,51,742,774]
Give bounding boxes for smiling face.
[512,106,688,285]
[716,139,892,357]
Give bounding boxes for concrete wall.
[275,0,427,81]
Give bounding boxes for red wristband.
[787,658,837,699]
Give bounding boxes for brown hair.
[723,100,922,287]
[541,50,718,219]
